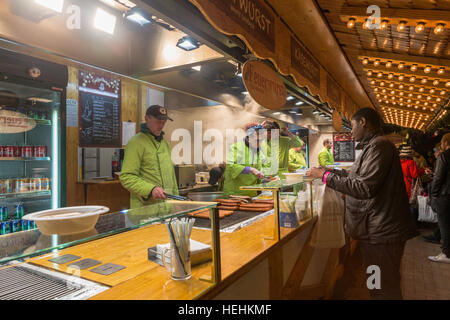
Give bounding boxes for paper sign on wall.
[122,121,136,146]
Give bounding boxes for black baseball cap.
[208,167,224,185]
[146,105,173,121]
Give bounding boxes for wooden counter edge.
[196,215,318,300]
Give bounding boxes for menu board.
[78,71,121,147]
[333,132,355,162]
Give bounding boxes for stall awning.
[189,0,374,121]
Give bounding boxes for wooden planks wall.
[65,66,140,210]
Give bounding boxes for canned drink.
[0,206,7,221]
[18,179,28,193]
[20,219,28,231]
[4,146,14,157]
[12,146,20,157]
[34,145,47,158]
[21,146,33,158]
[4,179,12,193]
[41,178,49,191]
[11,220,20,233]
[14,204,24,219]
[28,220,36,230]
[0,222,10,235]
[33,178,41,191]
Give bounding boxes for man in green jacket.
[261,120,304,179]
[289,146,307,171]
[318,138,334,167]
[223,124,266,197]
[120,105,179,209]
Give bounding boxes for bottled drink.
[111,151,120,178]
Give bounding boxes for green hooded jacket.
[223,140,263,197]
[289,148,307,170]
[263,135,304,178]
[120,123,179,209]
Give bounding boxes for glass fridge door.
[0,80,62,235]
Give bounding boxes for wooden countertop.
[78,179,122,185]
[27,213,315,300]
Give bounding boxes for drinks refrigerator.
[0,48,67,235]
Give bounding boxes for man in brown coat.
[307,107,418,299]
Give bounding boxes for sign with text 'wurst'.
[242,60,287,110]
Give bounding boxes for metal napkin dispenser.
[174,165,196,188]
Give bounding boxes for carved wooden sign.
[332,110,343,132]
[290,37,320,89]
[327,75,341,109]
[242,60,287,110]
[191,0,275,53]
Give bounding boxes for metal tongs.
[165,193,191,201]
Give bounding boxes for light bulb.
[398,63,405,70]
[367,70,373,76]
[424,66,431,73]
[437,67,445,75]
[388,73,394,79]
[347,18,356,29]
[410,64,418,72]
[415,22,425,33]
[380,20,389,30]
[410,76,416,82]
[409,86,414,91]
[430,89,435,94]
[386,61,392,68]
[399,85,404,90]
[363,19,370,30]
[419,87,424,92]
[397,21,407,32]
[377,72,383,78]
[399,75,405,81]
[445,81,450,87]
[421,78,428,84]
[374,60,381,67]
[433,80,440,86]
[434,23,445,35]
[362,58,369,65]
[441,90,446,95]
[380,81,385,86]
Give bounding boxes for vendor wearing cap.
[222,123,266,197]
[120,105,179,209]
[261,120,304,179]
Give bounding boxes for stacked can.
[0,206,7,221]
[14,203,24,219]
[0,221,11,235]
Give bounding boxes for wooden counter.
[77,179,130,212]
[27,213,316,300]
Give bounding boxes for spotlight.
[176,36,201,51]
[125,8,152,26]
[94,8,117,35]
[34,0,64,13]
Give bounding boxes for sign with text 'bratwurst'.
[205,0,275,52]
[242,60,287,110]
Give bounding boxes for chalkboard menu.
[78,71,121,147]
[333,132,355,162]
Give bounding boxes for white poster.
[66,98,78,127]
[122,121,136,146]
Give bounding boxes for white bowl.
[284,173,304,184]
[23,206,109,235]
